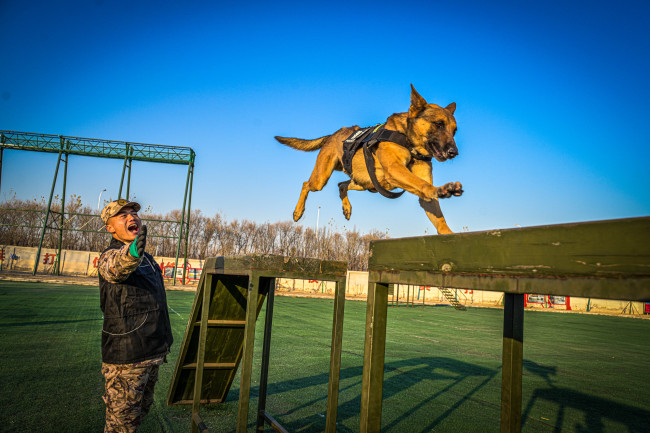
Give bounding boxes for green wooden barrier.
[359,216,650,433]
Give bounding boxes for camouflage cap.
[101,199,141,224]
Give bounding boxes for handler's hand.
[129,225,147,258]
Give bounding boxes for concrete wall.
[389,284,646,314]
[276,277,337,295]
[276,271,370,297]
[278,270,647,315]
[346,270,369,296]
[2,246,646,315]
[0,244,205,281]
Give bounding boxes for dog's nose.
[446,146,458,159]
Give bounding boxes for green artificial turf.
[0,281,648,432]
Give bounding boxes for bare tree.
[1,196,390,270]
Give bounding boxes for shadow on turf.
[246,356,498,433]
[237,357,650,433]
[522,359,650,432]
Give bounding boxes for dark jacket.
[99,237,173,364]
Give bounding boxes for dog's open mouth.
[427,143,446,162]
[127,222,139,235]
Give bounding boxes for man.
[98,199,173,433]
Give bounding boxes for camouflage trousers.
[102,362,160,433]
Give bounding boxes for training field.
[0,281,648,433]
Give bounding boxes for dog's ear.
[409,84,428,116]
[445,102,456,115]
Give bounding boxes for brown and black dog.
[275,85,463,234]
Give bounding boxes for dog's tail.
[275,135,330,152]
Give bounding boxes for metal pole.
[181,162,194,285]
[33,142,64,275]
[118,143,129,199]
[56,147,69,276]
[126,151,133,199]
[316,206,320,257]
[0,133,6,201]
[0,147,4,198]
[396,285,399,307]
[173,159,192,286]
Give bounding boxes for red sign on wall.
[43,253,56,265]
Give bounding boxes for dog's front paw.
[437,182,463,199]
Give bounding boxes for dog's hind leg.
[293,145,339,221]
[338,180,352,219]
[338,179,365,220]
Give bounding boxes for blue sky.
[1,0,648,238]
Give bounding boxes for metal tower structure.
[0,130,196,284]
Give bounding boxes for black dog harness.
[342,123,432,198]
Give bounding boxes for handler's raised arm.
[98,244,141,283]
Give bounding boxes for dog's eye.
[435,121,444,128]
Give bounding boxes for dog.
[275,85,463,234]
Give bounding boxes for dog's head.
[406,85,458,162]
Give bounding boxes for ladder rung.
[193,320,246,327]
[183,362,237,370]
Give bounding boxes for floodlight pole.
[98,188,106,210]
[316,206,321,257]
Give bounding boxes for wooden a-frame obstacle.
[167,254,347,433]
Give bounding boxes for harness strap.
[362,141,406,199]
[369,127,433,162]
[344,123,432,199]
[371,128,408,147]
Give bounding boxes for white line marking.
[169,306,183,319]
